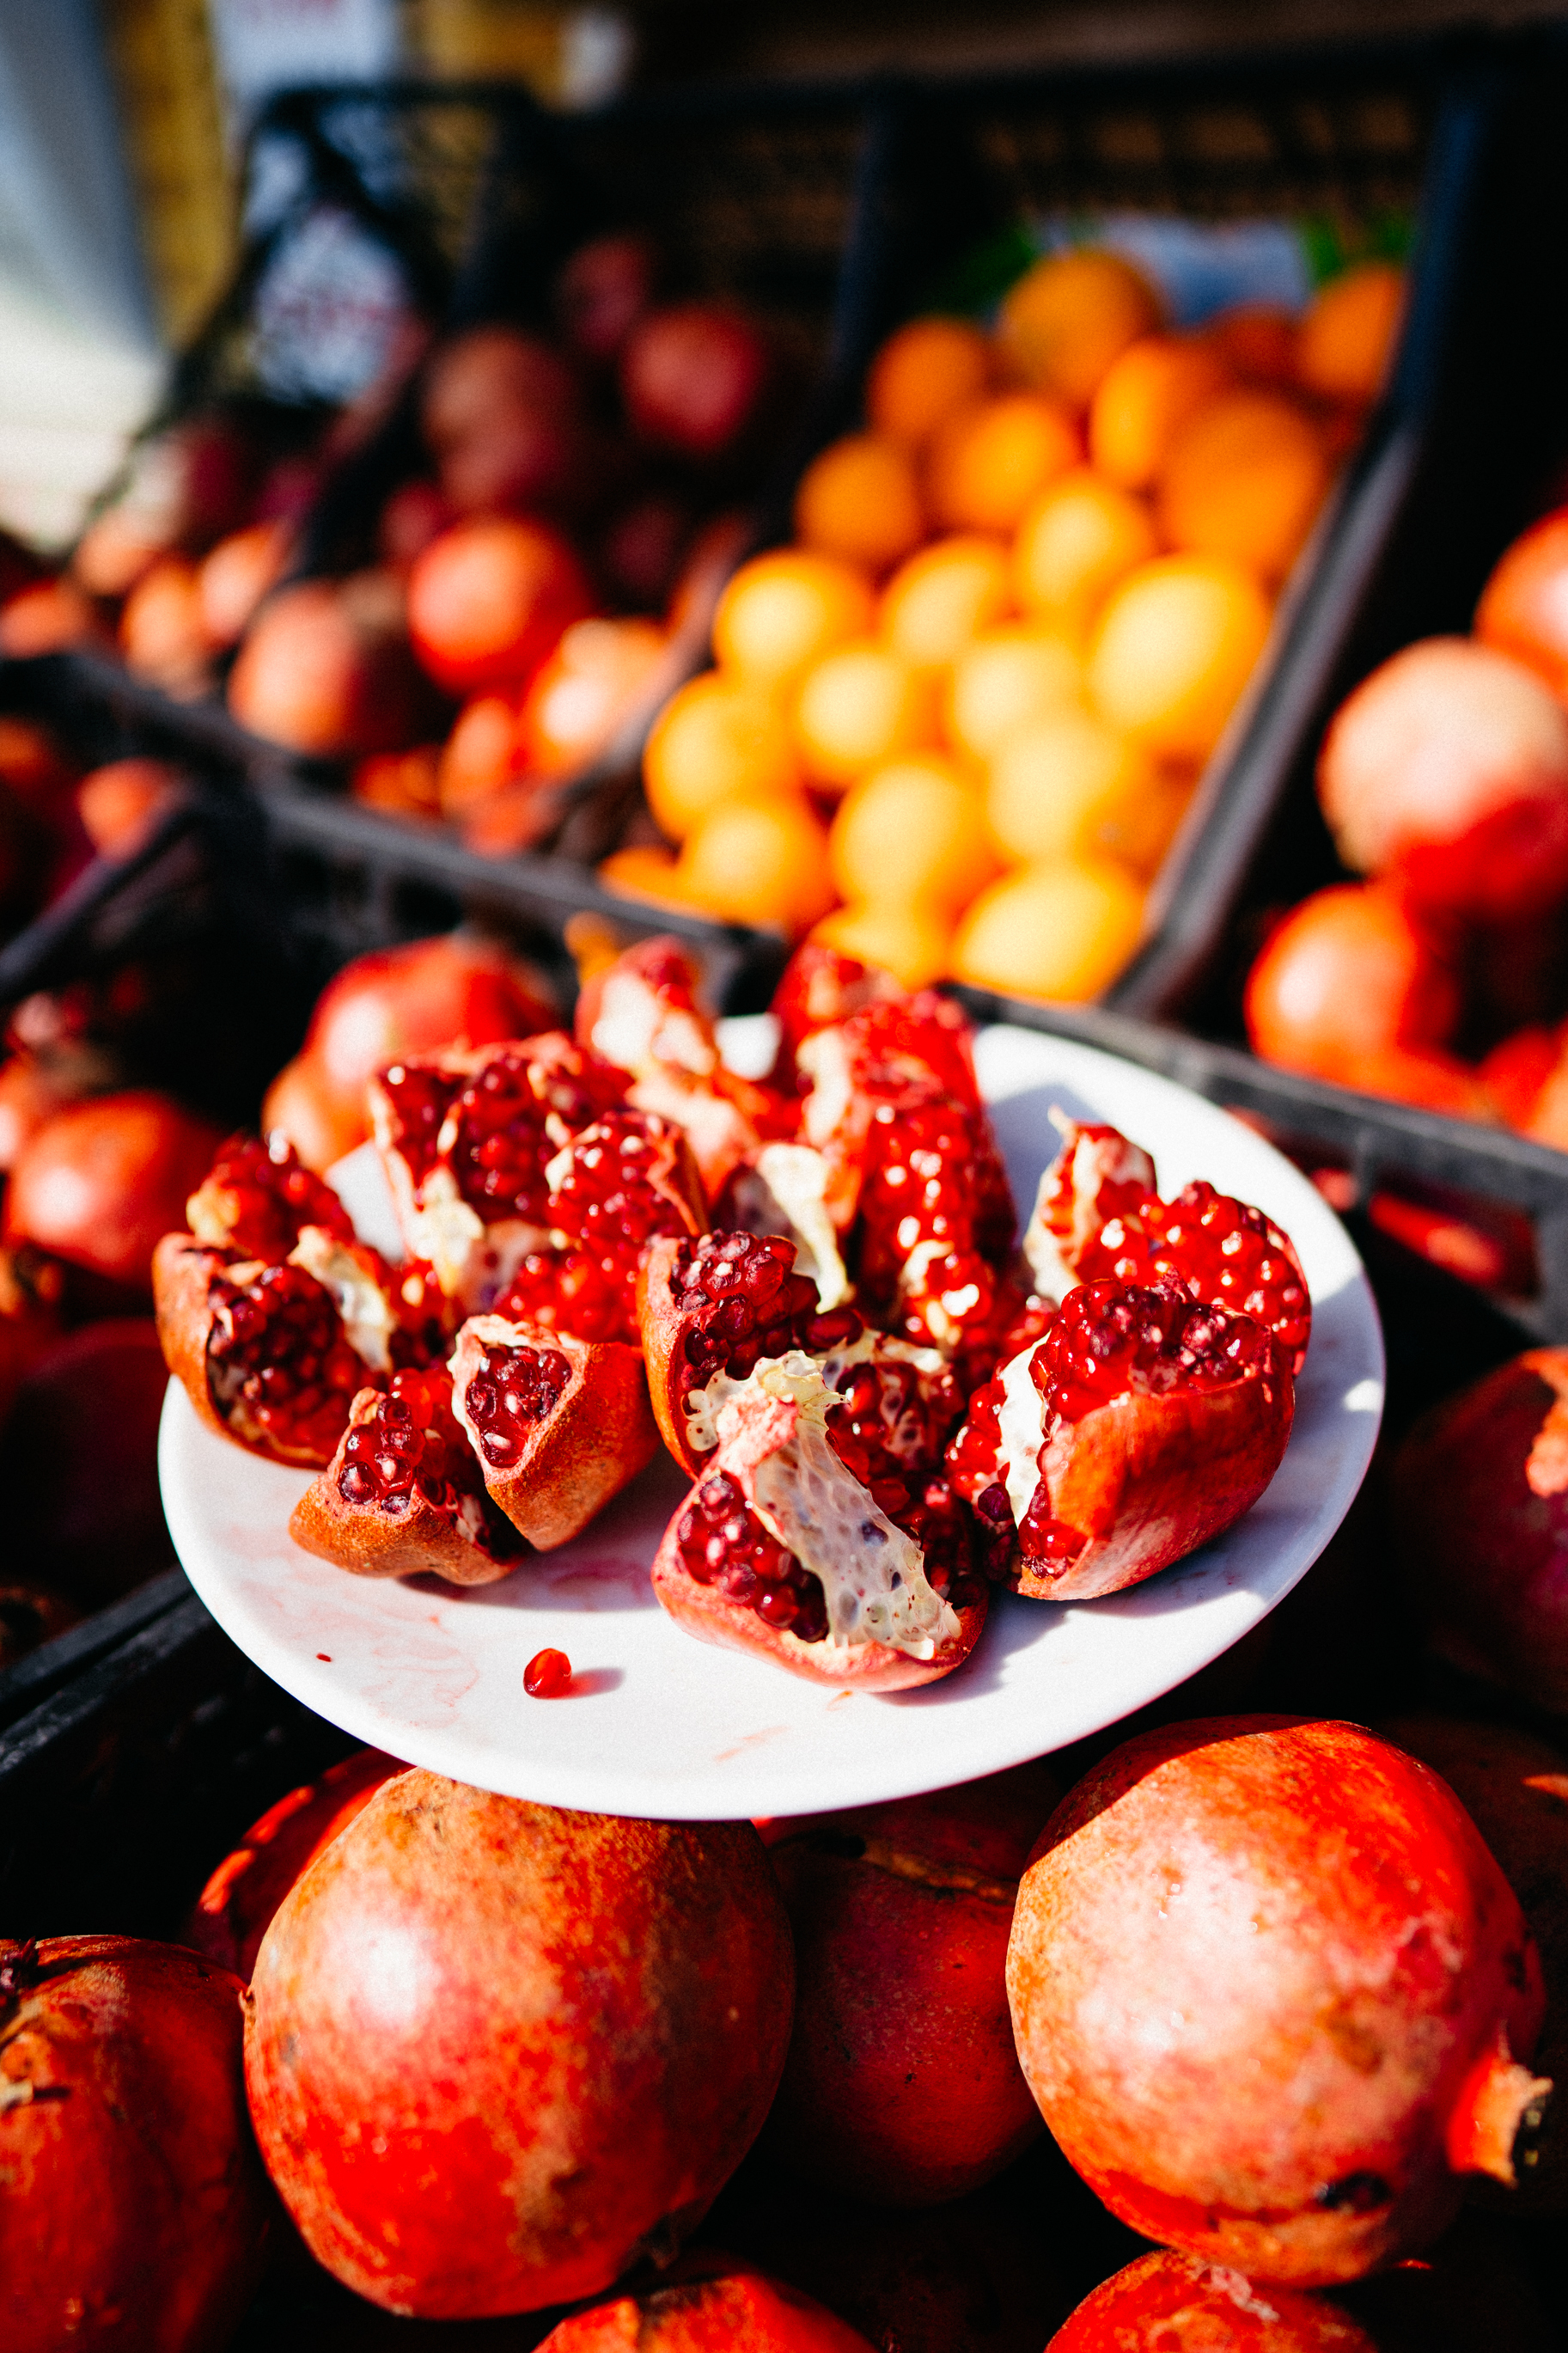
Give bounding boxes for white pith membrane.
[996,1344,1049,1527]
[727,1143,851,1308]
[896,1237,982,1352]
[586,966,716,1079]
[288,1226,395,1372]
[397,1164,548,1309]
[1022,1116,1156,1302]
[686,1346,960,1660]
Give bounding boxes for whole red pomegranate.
[291,931,556,1159]
[620,303,772,461]
[4,1090,223,1288]
[0,1935,272,2350]
[0,1319,173,1604]
[536,2270,875,2350]
[228,571,426,759]
[1391,1348,1568,1711]
[407,516,595,695]
[1475,505,1568,700]
[420,327,585,516]
[185,1747,401,1978]
[762,1762,1057,2203]
[1317,637,1568,922]
[556,232,657,363]
[1242,881,1467,1091]
[1007,1716,1549,2285]
[244,1771,795,2317]
[1382,1713,1567,2214]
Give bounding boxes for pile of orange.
[602,247,1402,999]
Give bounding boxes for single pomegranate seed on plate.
[524,1647,572,1697]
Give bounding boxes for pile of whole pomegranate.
[155,926,1309,1684]
[1245,502,1568,1150]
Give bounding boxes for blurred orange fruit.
[1013,468,1158,640]
[1089,334,1230,491]
[867,316,993,448]
[712,548,875,691]
[676,794,835,932]
[597,844,694,908]
[951,856,1145,999]
[998,248,1162,410]
[353,746,443,821]
[794,433,926,573]
[925,393,1079,535]
[1203,302,1298,388]
[985,705,1156,865]
[517,616,667,779]
[828,754,997,910]
[0,578,102,658]
[810,898,954,990]
[793,639,937,786]
[77,758,180,859]
[198,521,291,650]
[1088,553,1272,766]
[119,557,207,687]
[944,623,1081,764]
[643,671,799,839]
[438,694,519,815]
[1295,261,1405,406]
[880,535,1012,671]
[1156,389,1328,584]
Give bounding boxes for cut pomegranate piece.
[369,1032,631,1308]
[450,1312,658,1547]
[652,1348,986,1688]
[768,942,902,1089]
[186,1130,355,1262]
[155,1234,383,1466]
[948,1278,1294,1599]
[638,1229,829,1473]
[494,1109,706,1344]
[290,1366,529,1585]
[853,1092,1020,1376]
[1025,1117,1312,1374]
[575,934,790,1195]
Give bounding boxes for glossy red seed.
[524,1647,572,1697]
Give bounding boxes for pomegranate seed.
[463,1342,571,1469]
[524,1647,572,1698]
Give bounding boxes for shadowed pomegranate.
[535,2270,876,2350]
[1008,1717,1551,2286]
[184,1748,402,1978]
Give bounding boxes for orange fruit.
[1156,390,1329,584]
[712,549,875,691]
[828,755,997,911]
[643,671,799,839]
[868,317,993,448]
[792,639,937,787]
[944,624,1081,764]
[439,694,520,814]
[810,899,953,990]
[1295,262,1405,406]
[1088,334,1230,491]
[1088,553,1272,767]
[676,794,835,933]
[925,394,1078,535]
[880,536,1012,672]
[794,434,926,573]
[998,248,1162,411]
[517,616,667,779]
[1203,302,1298,388]
[985,705,1157,865]
[598,844,694,908]
[1013,468,1158,641]
[950,858,1145,999]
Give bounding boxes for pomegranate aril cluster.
[1082,1181,1310,1372]
[200,1133,352,1258]
[210,1262,363,1444]
[338,1370,476,1514]
[675,1470,827,1642]
[379,1063,461,1187]
[827,1360,976,1604]
[1033,1279,1278,1426]
[671,1232,823,1396]
[448,1053,556,1224]
[464,1342,571,1470]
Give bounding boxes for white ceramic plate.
[160,1024,1383,1821]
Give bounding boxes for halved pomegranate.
[290,1365,528,1584]
[450,1312,658,1546]
[652,1347,985,1688]
[154,1232,392,1467]
[186,1129,355,1261]
[947,1279,1294,1599]
[1025,1116,1312,1374]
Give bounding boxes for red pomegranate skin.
[183,1746,402,1978]
[535,2270,876,2350]
[1047,2252,1377,2350]
[762,1760,1058,2204]
[244,1770,795,2318]
[0,1318,173,1605]
[620,303,772,460]
[0,1935,272,2350]
[3,1090,223,1287]
[1006,1717,1548,2286]
[1391,1348,1568,1712]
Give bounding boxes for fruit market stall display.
[155,935,1377,1818]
